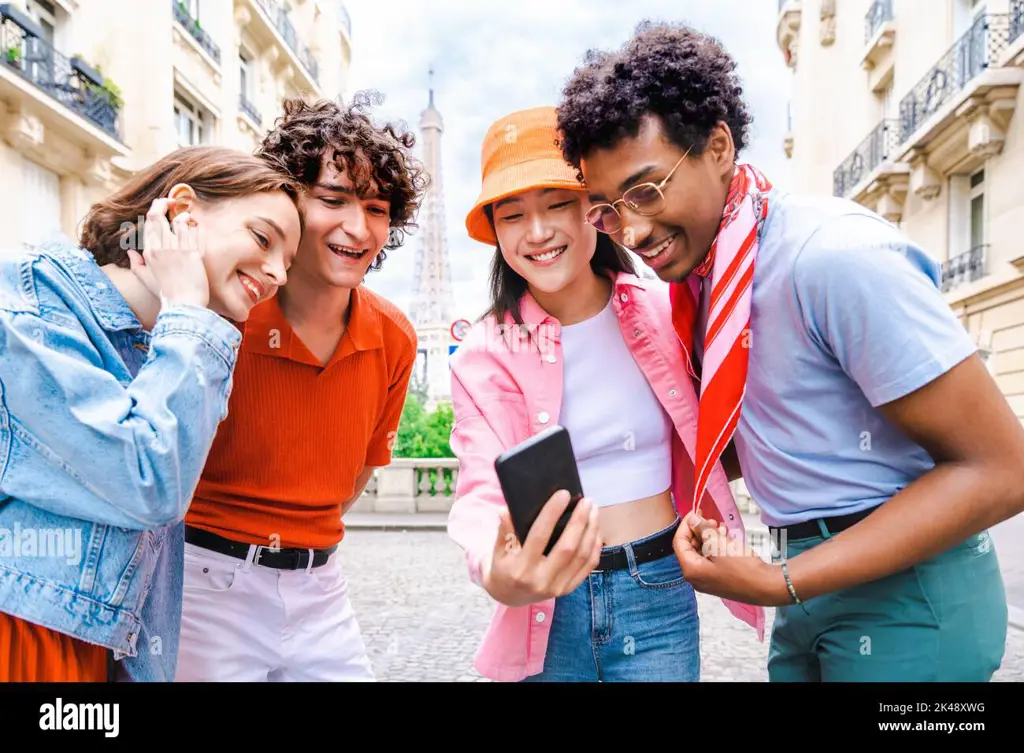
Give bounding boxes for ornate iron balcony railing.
[254,0,318,83]
[833,119,900,198]
[865,0,893,43]
[899,13,1010,145]
[172,1,220,64]
[1012,0,1024,44]
[941,244,987,292]
[239,94,261,127]
[0,5,122,139]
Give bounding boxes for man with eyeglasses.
[554,20,1023,682]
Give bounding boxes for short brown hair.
[80,145,301,267]
[255,91,429,271]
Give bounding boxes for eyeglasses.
[585,148,691,235]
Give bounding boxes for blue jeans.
[522,519,700,682]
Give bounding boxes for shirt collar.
[514,269,649,341]
[242,285,384,365]
[39,236,143,333]
[345,286,385,351]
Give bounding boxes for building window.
[943,167,987,291]
[174,92,207,147]
[26,0,56,45]
[877,77,895,121]
[20,156,62,250]
[969,168,985,251]
[24,0,58,86]
[955,0,987,37]
[239,52,252,100]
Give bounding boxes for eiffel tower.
[409,68,457,409]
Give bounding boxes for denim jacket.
[0,238,241,681]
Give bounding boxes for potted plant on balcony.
[95,77,123,112]
[80,62,123,114]
[70,55,104,89]
[5,46,21,68]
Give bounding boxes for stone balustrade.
[349,458,760,517]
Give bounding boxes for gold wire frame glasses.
[585,147,692,234]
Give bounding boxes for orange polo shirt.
[185,284,417,550]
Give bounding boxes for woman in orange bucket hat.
[446,106,759,682]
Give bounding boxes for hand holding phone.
[482,491,602,608]
[483,426,603,608]
[494,425,585,553]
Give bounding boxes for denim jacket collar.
[37,236,144,334]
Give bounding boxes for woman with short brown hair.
[0,146,301,682]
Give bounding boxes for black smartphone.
[494,425,584,556]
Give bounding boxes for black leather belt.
[769,505,879,541]
[185,526,337,570]
[595,520,679,572]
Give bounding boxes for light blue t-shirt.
[696,189,978,527]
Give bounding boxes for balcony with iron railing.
[898,12,1012,146]
[254,0,318,84]
[865,0,893,42]
[833,119,901,199]
[942,245,987,293]
[863,0,896,81]
[172,0,220,64]
[0,4,122,140]
[1007,0,1024,67]
[239,93,261,128]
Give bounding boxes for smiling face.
[580,115,734,282]
[181,188,301,321]
[291,151,392,289]
[491,187,597,295]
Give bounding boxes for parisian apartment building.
[778,0,1024,419]
[0,0,352,255]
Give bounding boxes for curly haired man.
[174,94,427,682]
[555,21,1022,682]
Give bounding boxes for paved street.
[991,512,1024,612]
[335,528,1024,682]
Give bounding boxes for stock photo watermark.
[696,524,788,562]
[39,698,119,738]
[0,523,81,565]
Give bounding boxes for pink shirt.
[447,271,766,682]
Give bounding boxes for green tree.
[393,391,454,458]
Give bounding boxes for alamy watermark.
[696,524,788,562]
[0,523,81,565]
[39,698,119,737]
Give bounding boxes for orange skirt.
[0,612,109,682]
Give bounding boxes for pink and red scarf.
[670,162,772,515]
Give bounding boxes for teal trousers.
[768,526,1007,682]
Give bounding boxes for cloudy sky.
[341,0,793,323]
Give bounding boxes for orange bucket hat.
[465,106,585,246]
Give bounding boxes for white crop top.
[557,295,673,507]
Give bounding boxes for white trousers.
[174,541,375,681]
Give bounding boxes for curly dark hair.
[556,20,753,180]
[255,90,429,271]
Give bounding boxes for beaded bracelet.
[781,561,801,604]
